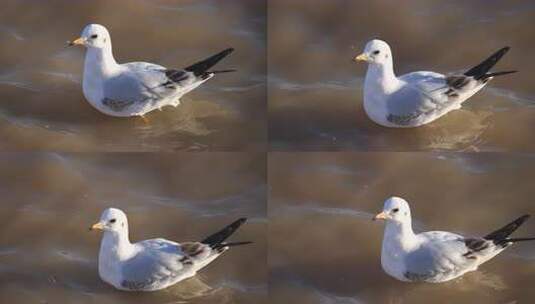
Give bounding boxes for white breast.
[380,237,410,281]
[98,234,129,288]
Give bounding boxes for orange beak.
[67,37,85,46]
[89,222,104,231]
[372,211,388,221]
[353,53,369,62]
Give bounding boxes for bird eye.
[392,208,399,213]
[373,50,380,55]
[90,34,98,39]
[109,219,116,223]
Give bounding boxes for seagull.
[353,39,516,128]
[373,197,535,283]
[68,24,235,119]
[89,208,251,291]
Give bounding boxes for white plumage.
[71,24,234,117]
[374,197,533,283]
[90,208,250,291]
[354,39,516,127]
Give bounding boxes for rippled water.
[0,153,267,303]
[0,0,266,151]
[3,1,535,303]
[269,152,535,303]
[269,0,535,151]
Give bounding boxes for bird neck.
[84,44,119,77]
[384,219,417,250]
[365,60,399,93]
[100,229,133,260]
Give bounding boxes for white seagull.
[69,24,235,119]
[373,197,534,283]
[89,208,251,291]
[354,39,516,127]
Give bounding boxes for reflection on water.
[269,153,535,303]
[269,0,535,151]
[0,153,267,304]
[0,0,266,151]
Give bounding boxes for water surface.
[269,152,535,303]
[269,0,535,151]
[0,0,266,151]
[0,153,267,303]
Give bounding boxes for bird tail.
[185,48,235,78]
[201,218,251,251]
[211,241,253,251]
[484,214,531,246]
[464,47,516,81]
[504,237,535,243]
[483,71,517,79]
[209,69,237,74]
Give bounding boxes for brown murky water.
[0,0,266,151]
[269,0,535,152]
[269,152,535,303]
[0,153,267,304]
[4,1,535,303]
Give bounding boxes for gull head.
[373,196,411,224]
[68,24,111,49]
[353,39,392,65]
[90,207,128,234]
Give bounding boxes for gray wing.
[102,62,198,111]
[404,231,491,281]
[120,239,211,291]
[386,71,479,125]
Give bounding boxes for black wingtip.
[465,46,512,80]
[209,69,237,74]
[185,47,235,77]
[516,214,530,223]
[212,240,253,251]
[224,241,253,247]
[491,46,511,58]
[505,237,535,243]
[201,217,248,248]
[484,214,530,244]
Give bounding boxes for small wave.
[126,185,266,219]
[272,202,429,231]
[218,82,265,92]
[139,0,216,13]
[315,291,366,304]
[297,164,368,177]
[284,275,366,304]
[486,87,535,107]
[40,71,82,84]
[214,279,267,294]
[269,76,362,91]
[53,249,94,266]
[0,247,18,256]
[0,25,24,41]
[0,79,40,92]
[433,154,493,174]
[271,204,374,220]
